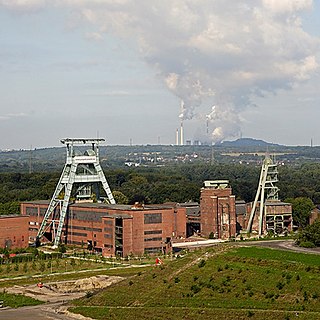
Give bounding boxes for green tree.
[112,190,128,204]
[286,197,314,228]
[296,220,320,247]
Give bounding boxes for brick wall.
[200,187,236,239]
[0,215,29,249]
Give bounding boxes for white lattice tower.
[247,154,279,236]
[36,138,115,247]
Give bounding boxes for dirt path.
[1,275,124,320]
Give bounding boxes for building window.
[104,234,112,238]
[22,236,24,241]
[144,230,162,235]
[144,247,162,254]
[144,213,162,224]
[144,237,162,242]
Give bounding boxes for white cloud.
[0,0,47,12]
[0,112,27,120]
[2,0,319,143]
[262,0,313,14]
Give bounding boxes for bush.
[296,220,320,247]
[190,284,201,294]
[209,232,215,239]
[299,241,316,248]
[198,259,206,268]
[276,281,285,290]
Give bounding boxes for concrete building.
[236,200,293,234]
[200,180,237,239]
[0,215,29,249]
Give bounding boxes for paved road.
[0,303,77,320]
[241,239,320,255]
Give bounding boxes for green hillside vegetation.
[0,292,42,308]
[70,245,320,320]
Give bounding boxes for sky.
[0,0,320,149]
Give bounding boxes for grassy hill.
[70,245,320,320]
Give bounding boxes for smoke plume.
[2,0,319,143]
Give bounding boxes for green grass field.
[70,245,320,320]
[0,292,43,308]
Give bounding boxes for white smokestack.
[179,100,184,145]
[176,128,179,145]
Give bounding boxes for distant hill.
[218,138,282,147]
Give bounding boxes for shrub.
[276,281,285,290]
[299,241,316,248]
[198,259,206,268]
[191,284,201,294]
[247,310,254,317]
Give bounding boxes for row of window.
[144,237,162,242]
[66,231,87,237]
[144,247,162,253]
[71,225,102,232]
[144,229,162,235]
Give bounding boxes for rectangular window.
[144,247,162,254]
[25,207,38,216]
[144,237,162,242]
[144,213,162,224]
[104,234,112,238]
[66,231,87,237]
[144,230,162,235]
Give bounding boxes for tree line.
[1,162,320,218]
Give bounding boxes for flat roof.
[103,213,132,219]
[0,214,29,219]
[21,200,174,211]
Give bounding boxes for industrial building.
[21,201,188,257]
[200,180,237,239]
[0,139,293,253]
[0,215,29,250]
[236,201,293,234]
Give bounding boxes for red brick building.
[200,180,237,239]
[20,201,187,257]
[0,215,29,249]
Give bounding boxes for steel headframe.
[36,138,116,247]
[247,154,279,236]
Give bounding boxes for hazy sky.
[0,0,319,149]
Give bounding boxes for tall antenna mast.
[36,138,115,247]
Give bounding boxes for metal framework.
[247,154,279,236]
[36,138,115,247]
